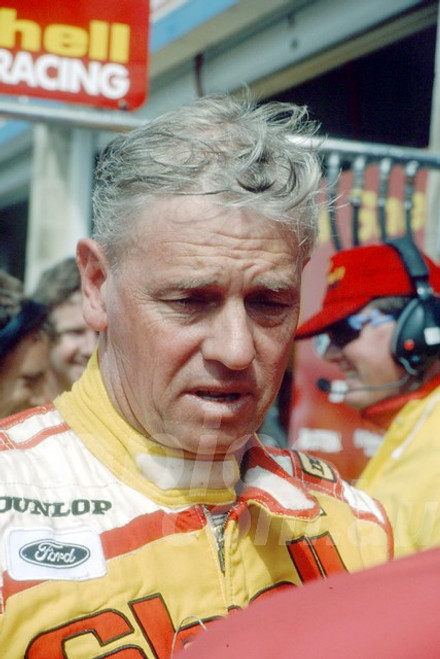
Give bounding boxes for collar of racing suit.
[55,350,322,518]
[55,349,245,508]
[361,372,440,430]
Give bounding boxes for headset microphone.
[316,374,412,403]
[316,378,348,403]
[316,378,332,393]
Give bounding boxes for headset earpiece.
[386,238,440,376]
[392,295,440,375]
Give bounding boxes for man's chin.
[198,432,252,457]
[156,428,252,459]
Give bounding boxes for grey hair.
[92,92,322,266]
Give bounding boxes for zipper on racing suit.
[203,505,234,574]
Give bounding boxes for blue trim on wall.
[0,120,29,144]
[151,0,238,53]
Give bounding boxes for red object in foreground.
[183,547,440,658]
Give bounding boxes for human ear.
[76,238,109,332]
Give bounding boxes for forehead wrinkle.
[155,242,301,291]
[159,218,290,248]
[158,275,297,294]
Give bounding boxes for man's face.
[49,291,97,393]
[322,305,406,409]
[0,332,52,418]
[80,196,304,457]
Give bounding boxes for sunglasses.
[314,309,396,356]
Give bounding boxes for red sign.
[0,1,150,110]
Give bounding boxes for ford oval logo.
[19,540,90,568]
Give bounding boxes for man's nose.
[202,303,256,370]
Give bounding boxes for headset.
[386,237,440,376]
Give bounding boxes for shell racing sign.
[0,1,150,110]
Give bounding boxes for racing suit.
[0,354,392,657]
[359,375,440,558]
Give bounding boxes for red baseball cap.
[296,243,440,339]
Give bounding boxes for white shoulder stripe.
[270,453,294,477]
[244,466,315,511]
[342,481,385,524]
[2,408,65,446]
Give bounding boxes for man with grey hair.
[0,93,392,657]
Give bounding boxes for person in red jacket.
[295,240,440,556]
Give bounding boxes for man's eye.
[246,297,294,325]
[247,297,289,314]
[174,297,202,306]
[168,296,211,311]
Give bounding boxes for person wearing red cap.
[296,238,440,557]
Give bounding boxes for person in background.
[0,269,52,417]
[33,256,98,397]
[295,240,440,558]
[0,93,392,657]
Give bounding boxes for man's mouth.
[195,391,241,402]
